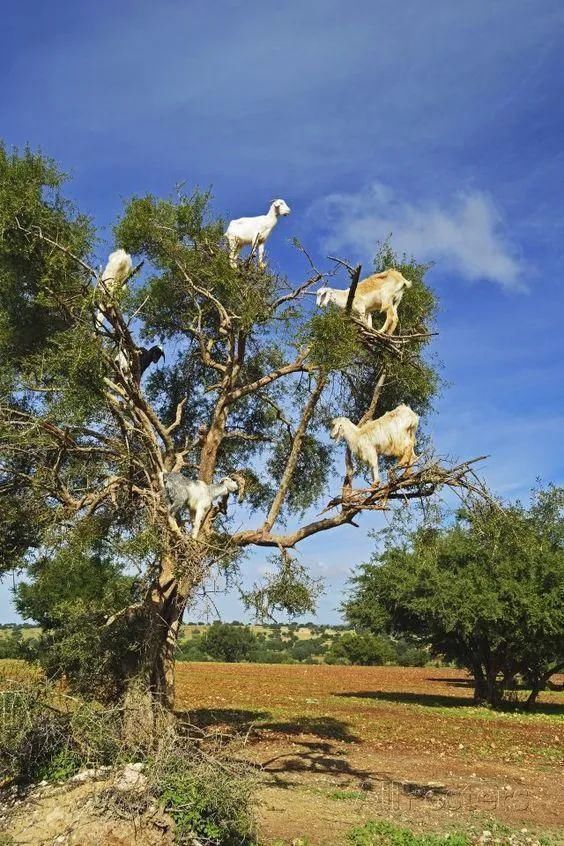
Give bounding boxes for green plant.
[150,746,256,845]
[347,821,470,846]
[35,746,80,782]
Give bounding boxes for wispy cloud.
[312,183,523,290]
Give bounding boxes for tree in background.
[344,486,564,707]
[0,145,479,713]
[326,631,395,665]
[200,623,257,663]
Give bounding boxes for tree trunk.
[525,683,541,711]
[472,665,503,707]
[125,550,201,725]
[473,665,488,705]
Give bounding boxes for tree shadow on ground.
[259,739,373,788]
[174,708,366,787]
[335,690,471,708]
[175,708,360,742]
[334,690,564,717]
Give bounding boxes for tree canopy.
[344,485,564,707]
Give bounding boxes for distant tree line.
[175,622,428,667]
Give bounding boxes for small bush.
[326,633,395,666]
[201,623,257,663]
[0,686,71,783]
[148,730,257,846]
[0,678,258,845]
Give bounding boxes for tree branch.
[263,375,326,532]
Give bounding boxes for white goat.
[100,249,132,296]
[316,269,412,334]
[225,199,291,269]
[330,404,419,484]
[162,473,241,539]
[95,249,133,331]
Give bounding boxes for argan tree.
[0,146,479,710]
[344,486,564,707]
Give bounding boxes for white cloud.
[312,183,523,290]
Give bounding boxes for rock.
[113,763,149,793]
[70,768,100,783]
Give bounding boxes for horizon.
[2,0,563,624]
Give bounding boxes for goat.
[225,199,291,269]
[114,345,165,379]
[95,249,133,331]
[100,249,132,296]
[162,473,243,539]
[330,404,419,484]
[316,269,412,334]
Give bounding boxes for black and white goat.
[114,345,165,380]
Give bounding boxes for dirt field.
[175,663,564,845]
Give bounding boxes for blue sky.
[2,0,564,623]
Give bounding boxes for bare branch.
[263,375,326,532]
[228,350,313,403]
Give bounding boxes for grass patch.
[328,789,367,802]
[346,821,560,846]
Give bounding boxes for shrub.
[201,624,257,663]
[0,686,73,783]
[148,726,257,846]
[326,633,395,666]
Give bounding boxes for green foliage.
[242,554,323,620]
[0,686,71,783]
[35,747,81,783]
[326,632,395,666]
[0,629,28,660]
[0,144,93,363]
[303,305,364,372]
[152,747,256,846]
[201,623,258,663]
[267,432,333,514]
[345,485,564,706]
[347,821,469,846]
[0,680,122,784]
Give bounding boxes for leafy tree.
[0,144,474,712]
[201,623,257,663]
[344,486,564,707]
[326,631,395,665]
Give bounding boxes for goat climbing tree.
[0,147,483,709]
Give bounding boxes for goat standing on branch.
[330,404,419,485]
[316,268,412,334]
[162,473,243,539]
[95,248,133,331]
[114,344,165,380]
[225,199,291,269]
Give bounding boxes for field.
[175,663,564,845]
